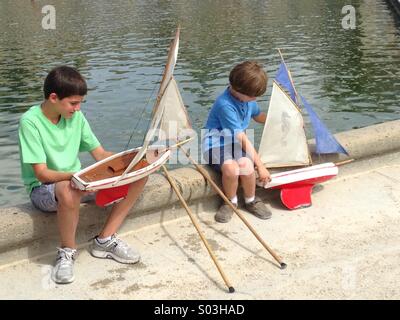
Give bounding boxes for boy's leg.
[237,157,256,198]
[99,177,148,238]
[55,181,83,249]
[90,177,148,264]
[221,160,240,199]
[52,181,82,284]
[214,160,240,223]
[237,157,272,220]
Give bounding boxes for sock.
[230,195,238,205]
[60,247,77,253]
[96,235,112,244]
[245,196,255,204]
[58,247,77,259]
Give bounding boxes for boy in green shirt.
[18,66,147,284]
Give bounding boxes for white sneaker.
[51,247,76,284]
[91,234,140,264]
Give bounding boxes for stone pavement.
[0,151,399,299]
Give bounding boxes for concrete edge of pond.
[1,119,400,266]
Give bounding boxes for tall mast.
[276,48,312,165]
[113,27,181,186]
[277,48,300,105]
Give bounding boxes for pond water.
[0,0,399,207]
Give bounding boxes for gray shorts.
[30,183,95,213]
[204,143,251,172]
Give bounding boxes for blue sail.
[275,62,296,102]
[275,62,348,155]
[300,94,348,155]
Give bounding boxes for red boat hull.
[260,163,338,210]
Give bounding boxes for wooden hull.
[72,146,170,191]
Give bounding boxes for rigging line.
[124,72,163,151]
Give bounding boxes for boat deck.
[80,151,148,182]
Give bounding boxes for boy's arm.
[90,146,114,162]
[252,112,267,124]
[32,163,74,183]
[236,132,271,184]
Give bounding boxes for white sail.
[158,38,179,98]
[158,77,192,141]
[115,96,166,184]
[258,81,311,168]
[113,27,181,186]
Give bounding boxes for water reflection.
[0,0,399,207]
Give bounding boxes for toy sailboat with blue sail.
[257,50,349,209]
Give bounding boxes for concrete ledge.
[1,119,400,265]
[0,167,224,266]
[309,119,400,163]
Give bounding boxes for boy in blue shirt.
[203,61,272,223]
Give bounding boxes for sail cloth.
[258,81,311,168]
[275,62,348,155]
[300,95,349,155]
[275,62,296,103]
[113,27,183,186]
[117,77,191,176]
[157,36,179,104]
[158,77,193,141]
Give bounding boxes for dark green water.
[1,0,399,207]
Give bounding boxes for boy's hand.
[70,179,80,190]
[70,179,95,194]
[257,166,271,185]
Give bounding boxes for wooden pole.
[335,159,354,166]
[277,48,300,104]
[162,165,235,293]
[179,147,287,269]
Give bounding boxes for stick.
[156,136,194,154]
[278,48,300,104]
[168,137,194,149]
[335,159,355,166]
[162,165,235,293]
[179,147,287,269]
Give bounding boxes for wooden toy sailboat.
[72,27,192,198]
[257,51,349,210]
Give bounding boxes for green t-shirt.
[18,105,100,194]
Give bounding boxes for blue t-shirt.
[202,87,261,153]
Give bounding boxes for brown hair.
[229,61,267,97]
[44,66,87,100]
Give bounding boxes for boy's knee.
[55,181,82,205]
[131,176,148,188]
[221,161,239,179]
[237,157,255,176]
[140,176,149,183]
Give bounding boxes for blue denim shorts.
[30,183,95,213]
[203,143,252,172]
